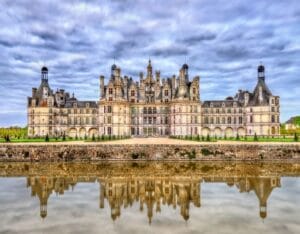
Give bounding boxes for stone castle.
[27,60,280,138]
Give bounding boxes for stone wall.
[0,143,300,162]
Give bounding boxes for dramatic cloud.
[0,0,300,126]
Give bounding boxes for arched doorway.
[202,127,211,136]
[68,128,77,138]
[88,128,98,137]
[225,127,234,137]
[214,127,222,137]
[237,127,246,136]
[271,127,276,135]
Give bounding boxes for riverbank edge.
[0,142,300,162]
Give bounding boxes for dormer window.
[73,103,77,108]
[131,90,135,97]
[210,103,213,108]
[85,103,90,108]
[164,90,169,96]
[222,102,225,107]
[109,88,113,94]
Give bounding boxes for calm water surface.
[0,162,299,234]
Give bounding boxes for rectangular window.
[131,90,135,96]
[109,88,113,94]
[164,90,169,96]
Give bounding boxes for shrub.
[294,133,298,142]
[75,134,78,140]
[188,149,196,159]
[224,134,227,140]
[236,133,240,141]
[254,133,259,141]
[62,132,66,141]
[92,134,96,141]
[196,135,200,141]
[131,153,139,159]
[101,135,105,141]
[84,134,87,140]
[201,148,212,156]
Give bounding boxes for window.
[193,88,196,94]
[239,117,243,124]
[107,106,112,113]
[227,117,231,124]
[109,88,113,94]
[107,116,112,124]
[271,115,275,123]
[109,97,113,101]
[131,90,135,97]
[204,117,209,124]
[210,117,214,124]
[250,116,253,123]
[130,99,135,103]
[164,90,169,96]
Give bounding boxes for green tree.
[294,133,298,142]
[236,133,240,141]
[206,134,210,141]
[254,133,259,141]
[45,134,49,142]
[92,134,96,141]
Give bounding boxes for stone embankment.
[0,140,300,161]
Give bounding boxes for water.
[0,162,299,234]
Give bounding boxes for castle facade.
[27,60,280,138]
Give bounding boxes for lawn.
[0,137,83,143]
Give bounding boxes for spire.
[147,59,153,78]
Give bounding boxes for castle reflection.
[26,174,280,222]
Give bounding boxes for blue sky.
[0,0,299,126]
